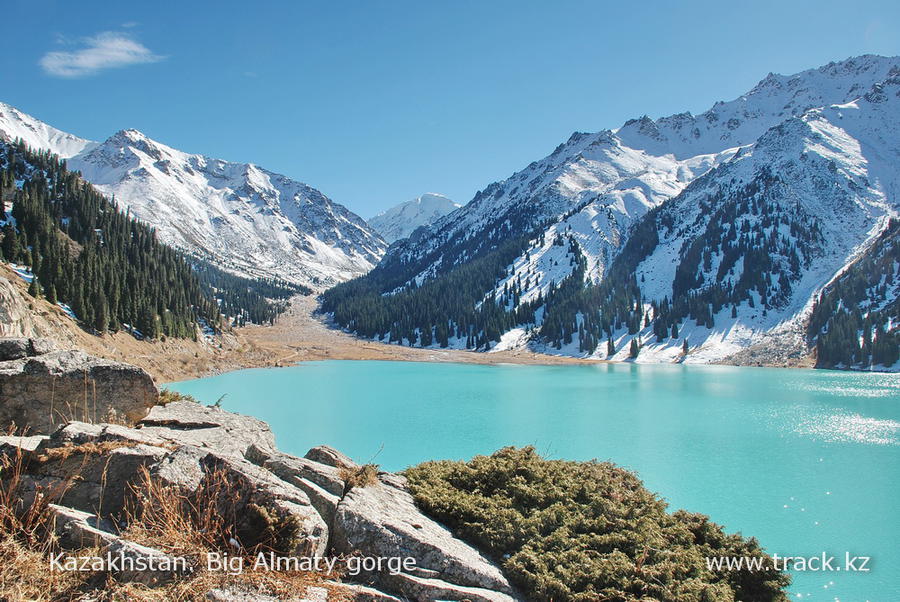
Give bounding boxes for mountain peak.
[368,193,460,243]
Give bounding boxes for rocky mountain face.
[0,104,386,289]
[323,55,900,369]
[368,193,461,244]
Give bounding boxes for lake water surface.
[170,361,899,601]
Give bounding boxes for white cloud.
[40,31,164,78]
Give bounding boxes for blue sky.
[2,1,898,217]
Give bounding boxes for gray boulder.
[0,337,54,360]
[25,419,329,558]
[305,445,357,469]
[0,433,47,456]
[138,401,276,457]
[0,403,520,600]
[247,445,345,525]
[332,474,517,600]
[325,582,403,601]
[0,350,158,433]
[199,453,330,557]
[387,573,519,602]
[0,338,30,360]
[32,439,170,518]
[49,503,120,548]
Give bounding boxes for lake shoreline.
[157,294,900,385]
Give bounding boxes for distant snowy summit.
[0,103,386,289]
[368,193,461,243]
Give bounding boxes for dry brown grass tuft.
[0,445,342,600]
[123,465,237,557]
[34,440,141,464]
[0,534,97,601]
[0,444,70,547]
[0,444,96,600]
[339,463,379,490]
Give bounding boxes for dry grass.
[119,465,341,600]
[0,444,343,600]
[124,465,247,556]
[339,463,379,490]
[33,440,143,465]
[0,444,95,600]
[0,535,98,601]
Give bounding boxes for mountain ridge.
[0,104,386,288]
[322,54,900,370]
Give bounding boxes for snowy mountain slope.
[590,72,900,365]
[368,193,460,243]
[381,55,898,295]
[0,102,96,158]
[323,55,900,368]
[68,129,385,287]
[0,106,386,288]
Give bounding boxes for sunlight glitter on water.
[797,413,900,445]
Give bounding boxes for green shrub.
[405,447,789,602]
[157,388,199,405]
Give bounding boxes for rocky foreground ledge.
[0,396,519,601]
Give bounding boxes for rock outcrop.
[0,400,519,601]
[332,473,516,601]
[139,401,276,457]
[0,342,158,433]
[0,336,54,360]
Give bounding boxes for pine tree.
[629,338,639,359]
[2,225,17,261]
[27,278,41,298]
[93,291,108,333]
[607,337,615,357]
[682,339,689,355]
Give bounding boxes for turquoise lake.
[170,360,900,601]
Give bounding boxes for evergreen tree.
[93,291,108,333]
[27,278,40,298]
[629,338,639,359]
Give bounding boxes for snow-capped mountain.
[368,193,461,243]
[575,70,900,365]
[0,102,96,158]
[0,103,386,288]
[323,55,900,368]
[386,55,897,285]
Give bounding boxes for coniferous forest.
[0,140,303,338]
[808,219,900,368]
[192,258,310,327]
[323,168,899,368]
